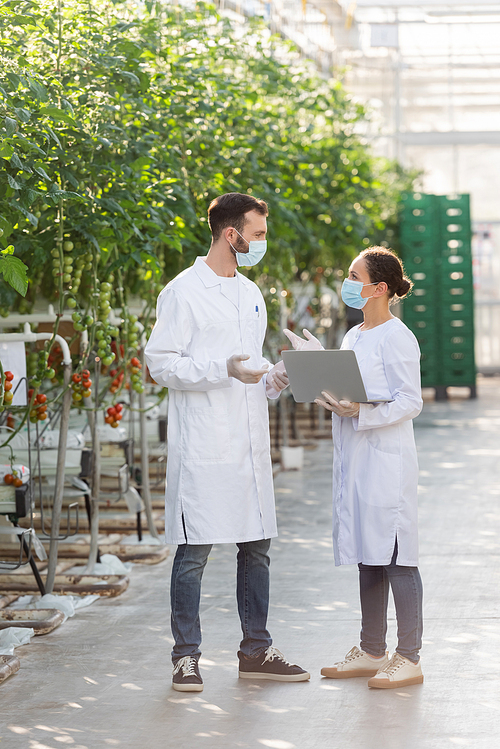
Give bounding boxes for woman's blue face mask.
[341,278,378,309]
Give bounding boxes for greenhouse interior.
[1,1,499,748]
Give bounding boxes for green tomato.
[31,378,41,388]
[102,355,115,366]
[35,210,41,218]
[63,241,74,252]
[72,312,81,323]
[45,368,55,380]
[83,315,93,327]
[63,273,72,283]
[101,282,112,292]
[67,298,77,309]
[51,248,59,258]
[74,323,85,332]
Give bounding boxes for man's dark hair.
[207,192,268,240]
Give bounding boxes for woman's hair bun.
[397,277,412,298]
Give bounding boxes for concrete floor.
[2,378,500,749]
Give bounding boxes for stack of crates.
[399,192,476,398]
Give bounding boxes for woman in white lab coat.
[290,247,424,689]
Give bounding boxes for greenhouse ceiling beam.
[397,131,500,145]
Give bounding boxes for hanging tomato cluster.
[3,470,23,488]
[1,370,14,407]
[109,368,125,394]
[105,402,123,428]
[129,356,144,394]
[47,345,64,384]
[71,369,92,407]
[28,389,48,423]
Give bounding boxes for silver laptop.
[281,349,393,404]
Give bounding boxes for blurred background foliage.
[0,0,416,327]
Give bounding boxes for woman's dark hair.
[208,192,268,240]
[360,246,413,302]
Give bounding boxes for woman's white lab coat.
[145,257,279,545]
[332,317,423,567]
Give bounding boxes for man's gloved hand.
[315,391,360,418]
[283,328,323,351]
[227,354,269,384]
[267,360,289,392]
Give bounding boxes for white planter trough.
[280,446,304,471]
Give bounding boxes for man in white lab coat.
[145,193,309,691]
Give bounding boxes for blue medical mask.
[229,228,267,267]
[341,278,378,309]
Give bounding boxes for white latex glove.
[267,360,289,392]
[315,391,360,418]
[227,354,269,384]
[283,328,323,351]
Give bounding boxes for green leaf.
[7,174,22,190]
[0,143,14,160]
[0,254,29,296]
[4,117,17,136]
[13,107,31,123]
[6,73,21,90]
[28,79,49,102]
[38,107,76,126]
[34,166,51,181]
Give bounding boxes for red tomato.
[4,371,14,382]
[82,378,92,388]
[3,474,14,485]
[105,415,114,424]
[107,407,116,417]
[4,381,12,391]
[36,393,47,404]
[72,373,82,384]
[115,403,123,413]
[130,357,140,367]
[13,477,23,487]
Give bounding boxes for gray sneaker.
[172,656,203,692]
[238,646,310,682]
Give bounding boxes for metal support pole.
[138,345,160,540]
[45,360,73,594]
[85,363,101,573]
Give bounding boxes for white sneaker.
[321,646,389,679]
[368,652,423,689]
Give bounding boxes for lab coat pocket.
[182,406,230,463]
[360,440,401,508]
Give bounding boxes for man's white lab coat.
[145,257,279,545]
[332,318,423,567]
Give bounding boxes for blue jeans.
[170,539,272,664]
[358,542,423,663]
